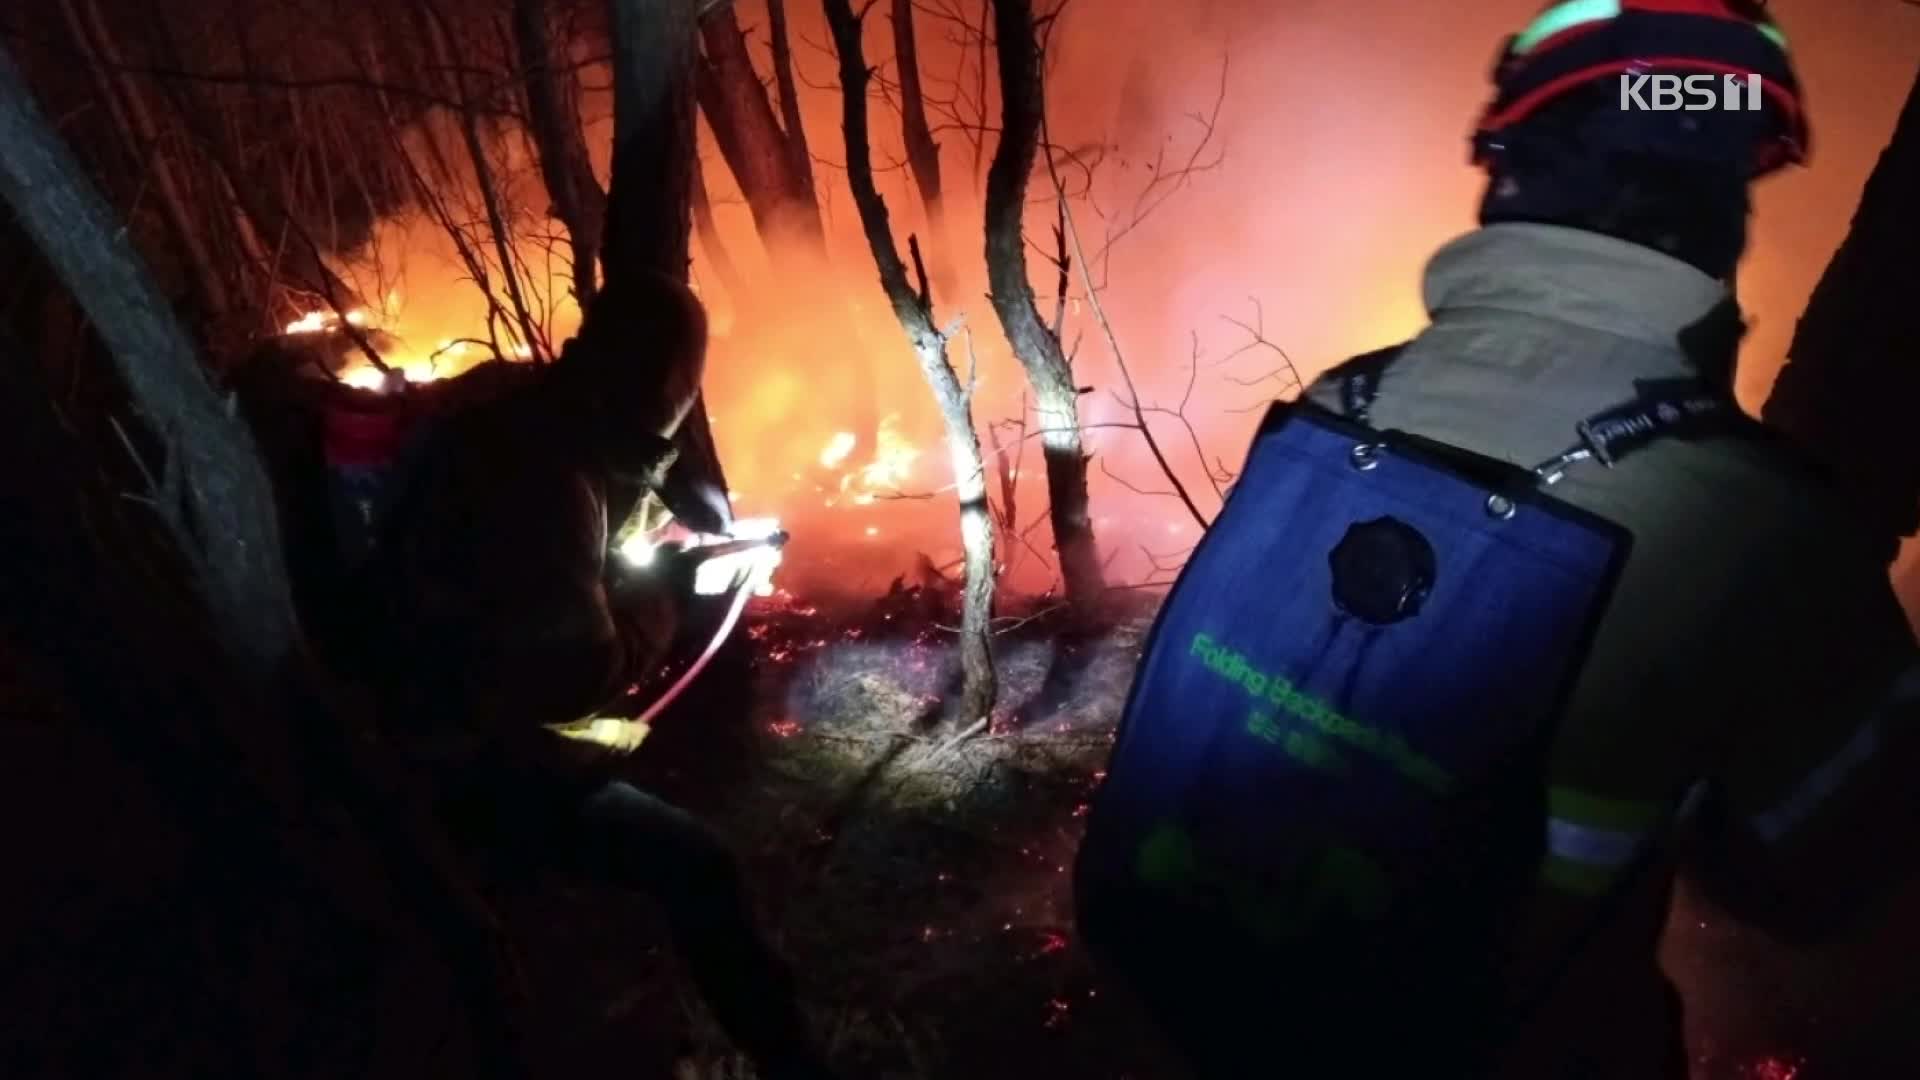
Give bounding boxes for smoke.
[324,0,1920,610]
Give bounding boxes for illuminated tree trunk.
[984,0,1105,615]
[514,0,609,308]
[1763,70,1920,561]
[824,0,998,729]
[695,5,825,254]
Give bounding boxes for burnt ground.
[496,590,1920,1080]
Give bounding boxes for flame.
[818,431,857,469]
[340,366,389,391]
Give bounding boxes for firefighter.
[1288,3,1920,1075]
[324,270,837,1080]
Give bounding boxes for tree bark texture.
[984,0,1105,615]
[823,0,998,726]
[1763,70,1920,560]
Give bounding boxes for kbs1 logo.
[1620,72,1765,112]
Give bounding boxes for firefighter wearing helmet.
[1350,3,1917,1074]
[1074,3,1920,1078]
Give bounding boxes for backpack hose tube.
[632,530,789,727]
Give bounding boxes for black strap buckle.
[1535,378,1742,483]
[1339,344,1409,426]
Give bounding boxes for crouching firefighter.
[1074,4,1920,1077]
[323,270,837,1080]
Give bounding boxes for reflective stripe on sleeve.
[1540,786,1664,896]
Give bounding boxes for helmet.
[1473,0,1809,178]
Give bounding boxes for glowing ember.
[1749,1058,1803,1080]
[766,718,802,738]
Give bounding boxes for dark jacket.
[325,277,711,794]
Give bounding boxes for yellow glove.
[547,715,652,753]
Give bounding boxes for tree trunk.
[1762,70,1920,561]
[0,40,531,1076]
[60,0,230,321]
[513,0,609,308]
[692,151,750,303]
[824,0,998,728]
[695,6,826,255]
[893,0,959,301]
[607,0,732,528]
[983,0,1104,616]
[765,0,815,201]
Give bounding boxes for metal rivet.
[1349,444,1381,472]
[1485,494,1517,520]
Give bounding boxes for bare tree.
[893,0,959,299]
[606,0,732,524]
[513,0,609,307]
[984,0,1104,614]
[0,36,532,1075]
[692,149,750,301]
[823,0,998,730]
[58,0,230,321]
[695,3,825,255]
[765,0,815,200]
[415,0,545,358]
[1764,68,1920,560]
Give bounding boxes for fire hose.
[628,525,790,728]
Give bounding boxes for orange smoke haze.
[308,0,1920,610]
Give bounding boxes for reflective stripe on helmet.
[1513,0,1791,58]
[1513,0,1624,55]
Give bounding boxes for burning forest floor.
[495,585,1920,1080]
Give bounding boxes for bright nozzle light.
[618,533,659,567]
[694,517,786,597]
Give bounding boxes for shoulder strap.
[1337,344,1409,426]
[1532,377,1751,486]
[1336,341,1748,487]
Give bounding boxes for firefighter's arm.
[1683,571,1920,945]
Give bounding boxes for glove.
[547,715,652,754]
